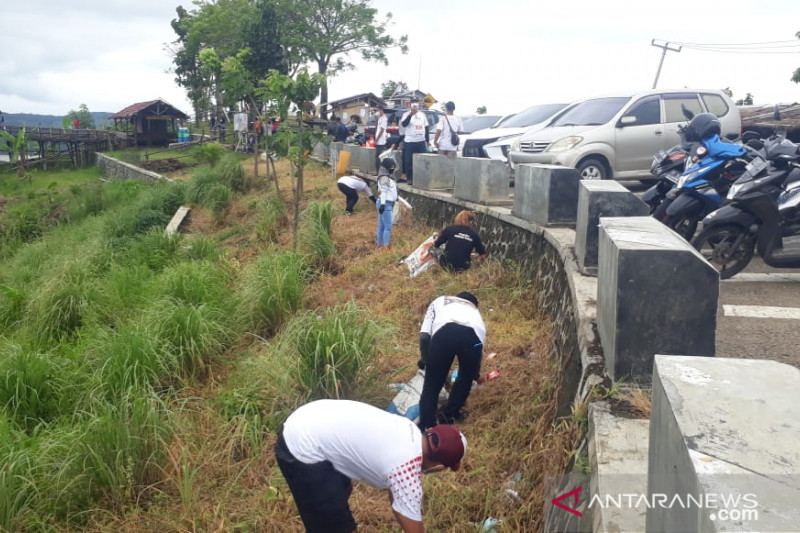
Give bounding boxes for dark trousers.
[402,141,426,181]
[275,432,356,533]
[418,323,483,430]
[337,183,359,213]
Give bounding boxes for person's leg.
[418,328,458,430]
[275,433,356,533]
[337,183,358,213]
[376,204,385,246]
[375,144,385,173]
[440,326,483,421]
[402,143,413,182]
[379,202,393,247]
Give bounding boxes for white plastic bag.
[402,234,438,278]
[392,196,412,225]
[386,369,448,424]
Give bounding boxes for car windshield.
[461,115,502,134]
[551,97,630,127]
[502,104,568,128]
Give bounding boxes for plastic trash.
[482,517,502,532]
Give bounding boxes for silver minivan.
[507,88,741,180]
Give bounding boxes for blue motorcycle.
[654,113,751,240]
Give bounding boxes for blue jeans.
[376,201,394,246]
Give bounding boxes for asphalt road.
[620,180,800,368]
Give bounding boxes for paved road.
[619,180,800,368]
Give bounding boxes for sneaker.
[343,210,352,216]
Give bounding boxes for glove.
[417,359,426,370]
[370,196,377,204]
[379,204,385,214]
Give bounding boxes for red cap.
[426,425,467,471]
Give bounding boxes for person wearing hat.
[337,174,376,216]
[433,102,463,160]
[376,157,398,249]
[417,292,486,430]
[275,399,467,533]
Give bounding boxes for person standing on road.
[399,102,428,184]
[374,105,389,171]
[434,210,488,272]
[275,399,467,533]
[376,158,398,249]
[417,292,486,430]
[337,174,376,216]
[433,101,463,160]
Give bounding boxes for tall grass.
[0,416,36,531]
[235,250,311,335]
[0,342,65,428]
[299,201,335,267]
[282,303,381,401]
[217,153,246,193]
[256,194,287,243]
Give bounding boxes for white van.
[507,89,741,180]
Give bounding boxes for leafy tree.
[381,80,408,99]
[735,93,754,106]
[476,106,487,115]
[258,68,325,246]
[276,0,408,117]
[168,6,210,124]
[243,0,286,82]
[67,104,95,129]
[0,127,30,179]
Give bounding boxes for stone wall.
[96,153,170,182]
[400,188,606,415]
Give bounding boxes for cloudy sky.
[3,0,800,117]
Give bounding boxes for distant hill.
[1,112,115,128]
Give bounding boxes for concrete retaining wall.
[96,153,169,182]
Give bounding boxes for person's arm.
[393,509,425,533]
[433,227,448,248]
[401,112,412,127]
[433,120,442,148]
[473,231,488,259]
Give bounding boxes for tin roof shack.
[110,99,189,147]
[322,93,385,124]
[740,103,800,142]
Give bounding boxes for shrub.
[256,195,287,243]
[93,326,162,401]
[205,184,232,222]
[182,235,221,262]
[299,201,335,267]
[127,230,182,271]
[0,285,26,334]
[157,260,229,307]
[191,142,226,167]
[216,153,246,193]
[0,343,65,428]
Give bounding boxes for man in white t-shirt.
[275,399,467,532]
[417,292,486,430]
[399,101,429,184]
[374,105,389,171]
[433,101,463,160]
[337,174,376,216]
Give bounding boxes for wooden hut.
[110,99,189,146]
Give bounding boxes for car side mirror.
[618,116,637,127]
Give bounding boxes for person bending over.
[337,174,376,215]
[276,399,467,533]
[434,210,487,272]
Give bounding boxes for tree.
[0,127,30,179]
[380,80,408,99]
[168,6,210,124]
[67,104,95,129]
[476,106,487,115]
[735,93,754,106]
[243,0,286,82]
[276,0,408,117]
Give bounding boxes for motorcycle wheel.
[668,215,698,241]
[691,224,755,280]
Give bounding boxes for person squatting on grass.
[376,158,398,249]
[337,175,376,216]
[417,292,486,430]
[434,210,488,272]
[275,399,467,533]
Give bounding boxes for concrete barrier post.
[311,141,329,160]
[597,217,718,381]
[361,146,377,175]
[647,355,800,532]
[412,153,455,190]
[513,164,579,226]
[575,181,650,274]
[454,158,511,205]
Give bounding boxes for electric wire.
[653,38,800,54]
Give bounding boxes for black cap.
[456,291,478,307]
[445,101,455,111]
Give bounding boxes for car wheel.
[577,158,608,180]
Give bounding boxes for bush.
[127,230,182,271]
[299,201,335,267]
[216,153,246,193]
[256,195,287,243]
[0,344,65,428]
[190,142,226,167]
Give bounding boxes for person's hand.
[379,204,385,214]
[370,196,377,204]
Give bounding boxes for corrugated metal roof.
[110,99,188,119]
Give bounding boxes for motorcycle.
[692,136,800,279]
[641,139,691,215]
[653,113,755,240]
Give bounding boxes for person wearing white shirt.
[374,105,389,170]
[417,292,486,429]
[399,102,428,183]
[433,101,463,160]
[376,158,398,248]
[337,175,376,216]
[275,399,467,533]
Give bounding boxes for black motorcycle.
[692,136,800,279]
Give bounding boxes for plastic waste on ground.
[402,235,438,278]
[386,369,448,424]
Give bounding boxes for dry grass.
[83,157,578,532]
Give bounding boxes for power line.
[667,39,800,47]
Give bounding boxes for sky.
[3,0,800,118]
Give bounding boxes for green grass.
[255,194,288,243]
[299,200,335,268]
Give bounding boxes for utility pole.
[651,40,682,89]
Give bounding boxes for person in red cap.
[275,399,466,532]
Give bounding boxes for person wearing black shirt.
[434,210,487,272]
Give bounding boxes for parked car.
[460,103,569,159]
[460,115,502,134]
[363,107,442,146]
[507,88,741,180]
[457,113,516,157]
